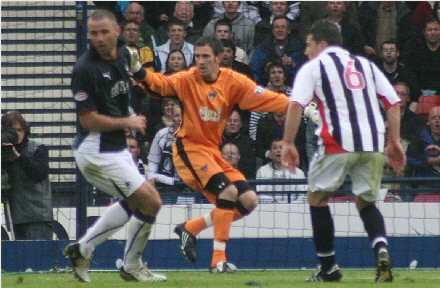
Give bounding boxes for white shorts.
[74,149,146,199]
[308,152,384,202]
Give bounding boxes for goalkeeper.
[130,36,290,272]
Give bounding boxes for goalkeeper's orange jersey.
[143,67,289,148]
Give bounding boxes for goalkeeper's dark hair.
[195,36,224,56]
[307,19,342,46]
[88,9,118,24]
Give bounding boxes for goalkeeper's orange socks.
[212,247,227,267]
[185,211,213,236]
[211,200,235,266]
[184,208,245,237]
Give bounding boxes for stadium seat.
[413,194,440,202]
[329,196,352,202]
[384,194,402,202]
[416,95,440,119]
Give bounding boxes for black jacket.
[378,62,421,102]
[256,113,308,170]
[7,139,52,224]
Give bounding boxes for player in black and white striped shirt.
[282,20,406,282]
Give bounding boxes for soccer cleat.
[119,264,167,282]
[63,243,91,282]
[210,262,237,273]
[375,248,393,282]
[306,264,342,282]
[174,223,197,263]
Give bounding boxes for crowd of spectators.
[93,1,440,203]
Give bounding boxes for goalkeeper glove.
[127,47,142,74]
[304,101,321,125]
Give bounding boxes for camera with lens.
[2,126,18,199]
[1,126,18,163]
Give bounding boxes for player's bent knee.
[235,180,257,209]
[219,185,238,201]
[238,190,258,212]
[236,200,253,216]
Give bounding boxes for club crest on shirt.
[102,72,111,80]
[208,91,217,100]
[201,164,208,172]
[255,86,265,95]
[73,91,88,102]
[111,81,130,98]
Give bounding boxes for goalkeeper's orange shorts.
[173,139,245,205]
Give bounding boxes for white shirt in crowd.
[155,40,194,73]
[256,162,308,203]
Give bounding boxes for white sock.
[123,215,154,271]
[79,201,131,259]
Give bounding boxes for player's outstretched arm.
[79,111,147,135]
[127,47,178,98]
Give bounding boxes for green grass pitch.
[2,269,440,288]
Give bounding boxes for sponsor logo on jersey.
[73,91,88,102]
[102,72,111,80]
[208,91,217,100]
[255,86,265,95]
[111,80,130,98]
[199,107,222,122]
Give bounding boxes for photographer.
[1,111,53,240]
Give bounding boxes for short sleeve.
[71,66,97,114]
[370,62,401,109]
[290,62,315,107]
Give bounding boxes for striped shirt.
[147,126,180,185]
[290,46,400,154]
[249,86,291,140]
